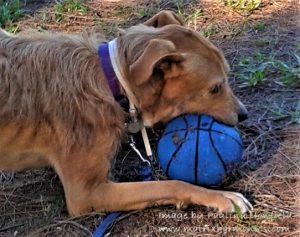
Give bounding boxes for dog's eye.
[210,84,222,94]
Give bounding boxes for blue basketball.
[157,114,243,187]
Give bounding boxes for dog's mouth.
[150,113,241,131]
[153,121,166,131]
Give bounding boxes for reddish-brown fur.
[0,11,251,216]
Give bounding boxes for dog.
[0,11,251,216]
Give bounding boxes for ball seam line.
[208,121,227,173]
[165,115,189,176]
[194,115,201,185]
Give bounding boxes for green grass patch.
[201,24,218,38]
[54,0,88,22]
[223,0,261,13]
[253,21,265,32]
[237,56,267,87]
[0,0,22,28]
[185,8,203,29]
[174,0,185,15]
[296,42,300,52]
[271,101,300,124]
[236,52,300,88]
[136,4,159,19]
[233,202,245,222]
[254,38,270,47]
[273,58,300,87]
[136,0,202,30]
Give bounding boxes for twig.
[277,150,300,170]
[0,223,24,232]
[254,200,297,214]
[29,220,93,237]
[58,220,93,236]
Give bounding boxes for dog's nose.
[237,99,248,122]
[238,112,248,122]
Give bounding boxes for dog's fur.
[0,11,251,216]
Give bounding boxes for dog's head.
[119,11,247,126]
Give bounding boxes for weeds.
[237,56,267,87]
[0,0,22,28]
[223,0,261,13]
[186,8,203,29]
[201,24,218,38]
[236,52,300,88]
[54,0,88,22]
[254,38,270,47]
[271,101,300,124]
[296,42,300,52]
[136,4,158,19]
[272,58,300,87]
[234,203,245,222]
[253,21,265,32]
[175,0,185,15]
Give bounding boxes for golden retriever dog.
[0,11,251,216]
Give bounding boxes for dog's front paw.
[216,191,253,213]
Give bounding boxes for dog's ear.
[117,28,126,36]
[143,10,184,27]
[129,39,185,86]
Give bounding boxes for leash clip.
[129,136,151,167]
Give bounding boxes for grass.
[223,0,261,13]
[54,0,88,22]
[174,0,185,15]
[272,58,300,87]
[253,21,265,32]
[237,56,267,87]
[271,101,300,124]
[201,24,218,38]
[136,4,159,19]
[0,0,22,28]
[296,42,300,52]
[136,0,201,28]
[236,52,300,88]
[185,8,203,29]
[254,38,270,47]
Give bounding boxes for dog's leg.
[53,149,251,215]
[90,181,252,214]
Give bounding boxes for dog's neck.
[98,39,153,158]
[98,41,121,99]
[107,39,139,107]
[98,40,139,106]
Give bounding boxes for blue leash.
[93,212,123,237]
[93,138,153,237]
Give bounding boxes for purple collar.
[98,42,121,98]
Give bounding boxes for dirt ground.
[0,0,299,236]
